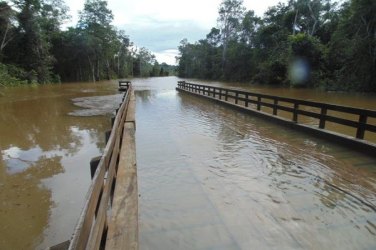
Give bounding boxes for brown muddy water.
[1,77,376,249]
[0,81,121,249]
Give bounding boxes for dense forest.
[177,0,376,91]
[0,0,175,85]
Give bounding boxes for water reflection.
[0,82,119,249]
[0,155,62,249]
[136,77,376,249]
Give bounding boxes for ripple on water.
[135,78,376,249]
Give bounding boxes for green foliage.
[0,0,172,84]
[325,0,376,91]
[288,33,323,86]
[0,63,27,86]
[177,0,375,92]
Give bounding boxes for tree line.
[0,0,174,86]
[177,0,376,91]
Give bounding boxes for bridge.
[51,81,138,250]
[177,81,376,155]
[52,80,376,249]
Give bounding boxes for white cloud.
[154,49,179,65]
[63,0,287,64]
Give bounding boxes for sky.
[64,0,286,65]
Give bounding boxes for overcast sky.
[64,0,286,65]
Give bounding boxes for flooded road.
[0,77,376,249]
[136,77,376,249]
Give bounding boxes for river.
[0,76,375,249]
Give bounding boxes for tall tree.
[78,0,115,81]
[0,2,17,58]
[14,0,54,83]
[217,0,245,69]
[327,0,376,90]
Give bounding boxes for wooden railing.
[118,80,131,91]
[67,82,137,250]
[177,81,376,140]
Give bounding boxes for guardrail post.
[356,114,367,139]
[245,94,249,107]
[293,103,299,122]
[219,89,222,100]
[319,107,327,129]
[90,156,102,179]
[105,130,111,144]
[273,99,278,115]
[235,92,239,104]
[225,90,228,101]
[257,96,261,110]
[213,88,216,98]
[111,116,115,126]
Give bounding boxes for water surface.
[136,77,376,249]
[1,77,376,249]
[0,81,120,249]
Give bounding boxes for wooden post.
[319,107,327,129]
[219,89,222,100]
[235,92,239,104]
[356,114,367,139]
[90,156,102,179]
[273,99,278,115]
[105,130,111,144]
[245,94,249,107]
[225,90,228,101]
[293,103,299,122]
[111,116,115,126]
[257,96,261,111]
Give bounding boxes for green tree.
[14,0,54,83]
[78,0,116,81]
[288,33,323,86]
[217,0,245,69]
[327,0,376,90]
[0,2,17,58]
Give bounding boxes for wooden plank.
[69,160,106,249]
[126,91,136,124]
[86,133,120,250]
[69,86,132,250]
[106,122,138,250]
